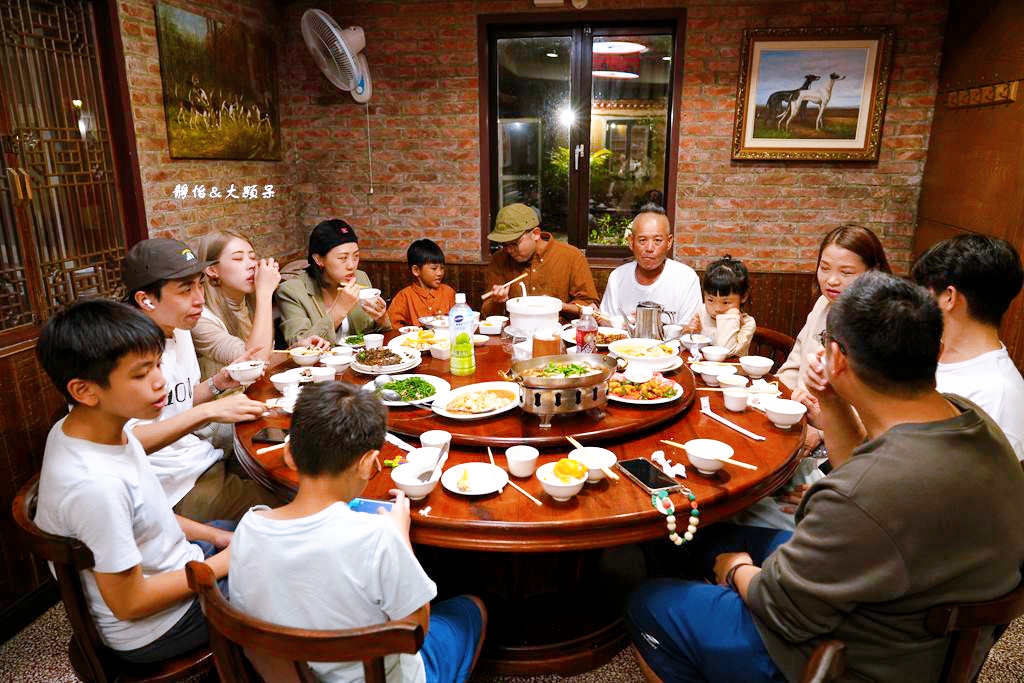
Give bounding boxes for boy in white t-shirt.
[230,382,486,683]
[124,238,280,520]
[912,234,1024,462]
[34,300,231,663]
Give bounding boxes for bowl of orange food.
[536,459,588,501]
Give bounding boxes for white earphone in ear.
[142,298,155,310]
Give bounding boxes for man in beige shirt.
[481,203,599,317]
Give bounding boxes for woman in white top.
[192,230,328,378]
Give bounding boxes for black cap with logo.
[124,238,212,292]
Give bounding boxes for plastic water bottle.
[449,293,476,376]
[576,306,598,354]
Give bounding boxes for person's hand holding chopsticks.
[482,272,529,302]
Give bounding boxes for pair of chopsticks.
[256,441,287,455]
[660,439,758,471]
[565,436,620,481]
[488,447,542,506]
[481,273,528,300]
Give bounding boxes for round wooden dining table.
[235,335,805,675]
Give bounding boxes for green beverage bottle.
[448,293,476,376]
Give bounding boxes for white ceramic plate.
[560,326,629,348]
[617,355,683,372]
[388,331,444,354]
[608,380,684,405]
[431,381,521,420]
[360,374,451,406]
[441,462,510,496]
[350,348,422,375]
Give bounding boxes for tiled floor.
[1,604,1021,682]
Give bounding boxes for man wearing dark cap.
[481,203,599,317]
[125,238,280,521]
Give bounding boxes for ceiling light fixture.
[592,41,647,54]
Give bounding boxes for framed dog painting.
[731,27,895,161]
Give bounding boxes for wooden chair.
[186,561,425,683]
[750,326,797,373]
[801,640,845,683]
[11,475,214,683]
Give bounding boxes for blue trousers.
[421,596,485,683]
[626,524,792,682]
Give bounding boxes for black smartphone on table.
[617,458,684,494]
[252,427,288,444]
[348,497,395,514]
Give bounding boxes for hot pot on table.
[504,354,625,428]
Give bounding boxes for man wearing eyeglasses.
[481,203,599,318]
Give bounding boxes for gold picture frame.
[731,26,895,161]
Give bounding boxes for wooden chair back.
[750,326,797,373]
[925,573,1024,683]
[186,561,424,683]
[11,475,213,683]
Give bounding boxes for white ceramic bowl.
[225,360,265,385]
[486,315,509,324]
[608,338,680,371]
[479,321,504,335]
[505,445,539,478]
[390,463,440,500]
[701,345,729,362]
[723,389,749,412]
[663,324,683,340]
[289,347,322,366]
[309,366,336,383]
[718,374,749,389]
[683,438,732,476]
[363,334,384,349]
[691,362,738,386]
[331,346,355,357]
[762,398,807,429]
[358,287,381,301]
[419,430,452,450]
[320,354,352,371]
[270,370,300,394]
[404,447,442,469]
[569,447,617,483]
[680,334,712,353]
[536,461,587,502]
[740,355,774,378]
[429,343,450,360]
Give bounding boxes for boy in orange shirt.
[387,239,457,327]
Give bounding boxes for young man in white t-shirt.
[599,205,702,324]
[34,300,231,663]
[230,382,486,683]
[124,238,279,520]
[912,234,1024,463]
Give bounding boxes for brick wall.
[116,0,306,261]
[277,0,946,273]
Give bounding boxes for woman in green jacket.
[276,219,390,344]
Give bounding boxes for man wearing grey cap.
[481,203,599,318]
[124,238,281,521]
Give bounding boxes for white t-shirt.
[600,259,702,324]
[230,502,437,683]
[935,345,1024,461]
[130,329,222,505]
[34,418,203,650]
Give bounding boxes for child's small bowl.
[429,343,451,360]
[289,347,322,366]
[358,287,381,301]
[683,439,732,476]
[363,334,384,349]
[569,447,617,483]
[723,389,749,412]
[718,374,749,389]
[225,360,265,385]
[536,462,587,502]
[701,345,729,362]
[390,463,440,500]
[740,355,773,378]
[309,366,336,383]
[505,445,539,478]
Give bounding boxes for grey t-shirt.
[747,394,1024,682]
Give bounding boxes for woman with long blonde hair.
[191,230,327,377]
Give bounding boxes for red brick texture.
[121,0,947,274]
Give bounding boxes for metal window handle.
[17,169,31,201]
[6,168,23,201]
[573,143,584,171]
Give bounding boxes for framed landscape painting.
[731,27,894,161]
[155,3,281,160]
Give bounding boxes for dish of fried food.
[596,331,627,345]
[445,389,517,414]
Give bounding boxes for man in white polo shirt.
[600,205,701,325]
